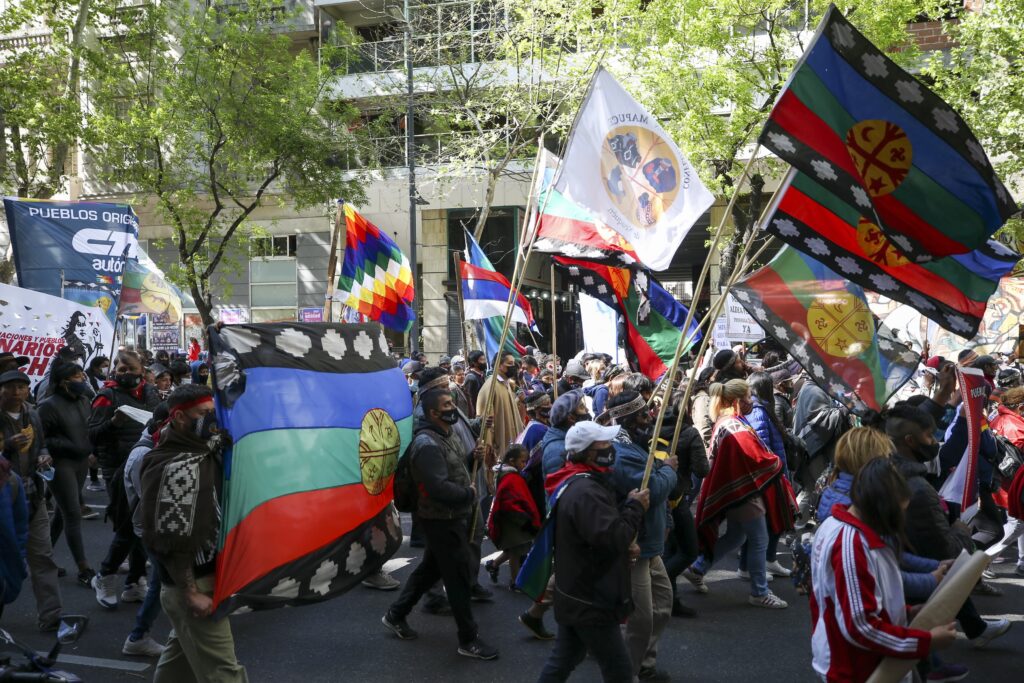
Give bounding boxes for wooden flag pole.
[550,261,559,400]
[324,201,344,322]
[640,143,762,490]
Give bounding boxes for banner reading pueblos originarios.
[0,282,115,386]
[3,198,139,298]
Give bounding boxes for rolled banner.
[866,550,991,683]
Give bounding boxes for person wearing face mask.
[87,355,110,393]
[88,349,160,610]
[604,391,678,682]
[383,371,499,661]
[403,361,424,401]
[541,390,590,479]
[34,346,89,402]
[476,351,525,480]
[885,404,1011,648]
[682,380,796,611]
[536,421,649,683]
[139,385,247,681]
[462,351,488,418]
[38,363,97,587]
[517,392,553,513]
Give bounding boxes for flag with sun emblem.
[731,246,916,412]
[208,322,411,616]
[760,5,1017,264]
[763,170,1020,338]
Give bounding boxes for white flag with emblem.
[554,66,714,271]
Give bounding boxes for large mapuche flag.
[764,171,1020,338]
[555,66,714,271]
[337,204,415,332]
[119,247,184,323]
[209,322,410,615]
[759,5,1017,263]
[732,246,916,412]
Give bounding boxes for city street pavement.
[4,488,1023,682]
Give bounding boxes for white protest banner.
[713,294,764,350]
[0,282,115,387]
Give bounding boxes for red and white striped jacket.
[810,505,931,682]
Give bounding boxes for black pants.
[389,516,478,645]
[662,504,698,601]
[958,596,988,639]
[537,622,633,682]
[99,475,146,585]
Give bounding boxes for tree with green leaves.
[925,0,1024,246]
[85,1,364,325]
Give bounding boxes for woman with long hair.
[811,458,956,681]
[681,379,796,609]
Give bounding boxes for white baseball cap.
[565,421,621,455]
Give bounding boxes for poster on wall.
[218,307,249,324]
[0,282,114,387]
[183,313,204,352]
[299,307,324,323]
[150,312,181,351]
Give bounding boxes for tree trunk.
[719,173,765,284]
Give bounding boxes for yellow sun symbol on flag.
[807,291,874,358]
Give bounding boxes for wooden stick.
[324,201,344,323]
[640,143,762,490]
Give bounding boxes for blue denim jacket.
[610,435,677,558]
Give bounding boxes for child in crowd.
[486,444,541,589]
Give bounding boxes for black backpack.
[993,432,1024,479]
[392,431,444,513]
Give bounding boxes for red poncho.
[695,414,796,557]
[487,466,542,544]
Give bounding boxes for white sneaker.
[737,569,773,582]
[120,582,147,603]
[681,567,709,594]
[122,635,165,657]
[972,618,1011,649]
[765,560,793,578]
[1015,562,1024,576]
[361,571,401,591]
[92,574,118,609]
[748,592,788,609]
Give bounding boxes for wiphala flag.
[731,246,916,412]
[209,322,410,615]
[764,171,1020,338]
[760,4,1017,263]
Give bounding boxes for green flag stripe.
[223,417,414,534]
[789,69,986,241]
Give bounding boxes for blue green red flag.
[759,5,1017,263]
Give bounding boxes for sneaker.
[748,592,788,609]
[765,560,792,577]
[972,580,1002,596]
[92,573,119,609]
[86,481,105,492]
[972,618,1011,649]
[682,567,709,594]
[121,582,147,603]
[38,619,61,633]
[737,569,773,582]
[361,571,400,591]
[672,599,697,618]
[638,667,671,682]
[80,507,99,520]
[981,569,996,580]
[926,663,969,682]
[421,595,452,616]
[484,559,500,584]
[518,612,555,640]
[470,584,494,602]
[457,637,499,660]
[382,611,418,640]
[122,635,165,657]
[77,568,96,588]
[1016,562,1024,576]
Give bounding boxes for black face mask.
[191,413,218,441]
[439,408,459,425]
[504,366,517,379]
[591,446,615,468]
[912,440,940,462]
[65,380,90,398]
[116,373,142,390]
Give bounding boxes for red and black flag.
[759,5,1017,263]
[763,170,1020,338]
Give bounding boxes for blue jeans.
[692,515,769,597]
[537,622,633,682]
[129,549,162,641]
[738,530,780,569]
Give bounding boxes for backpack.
[392,430,444,514]
[993,433,1024,479]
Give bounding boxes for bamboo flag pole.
[640,143,763,490]
[324,201,344,323]
[663,171,793,459]
[550,261,559,400]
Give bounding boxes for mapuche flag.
[209,322,410,615]
[731,246,916,412]
[554,66,714,271]
[337,204,415,333]
[763,170,1020,338]
[553,257,700,380]
[759,5,1017,263]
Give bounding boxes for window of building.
[446,207,519,281]
[250,254,297,311]
[250,235,297,258]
